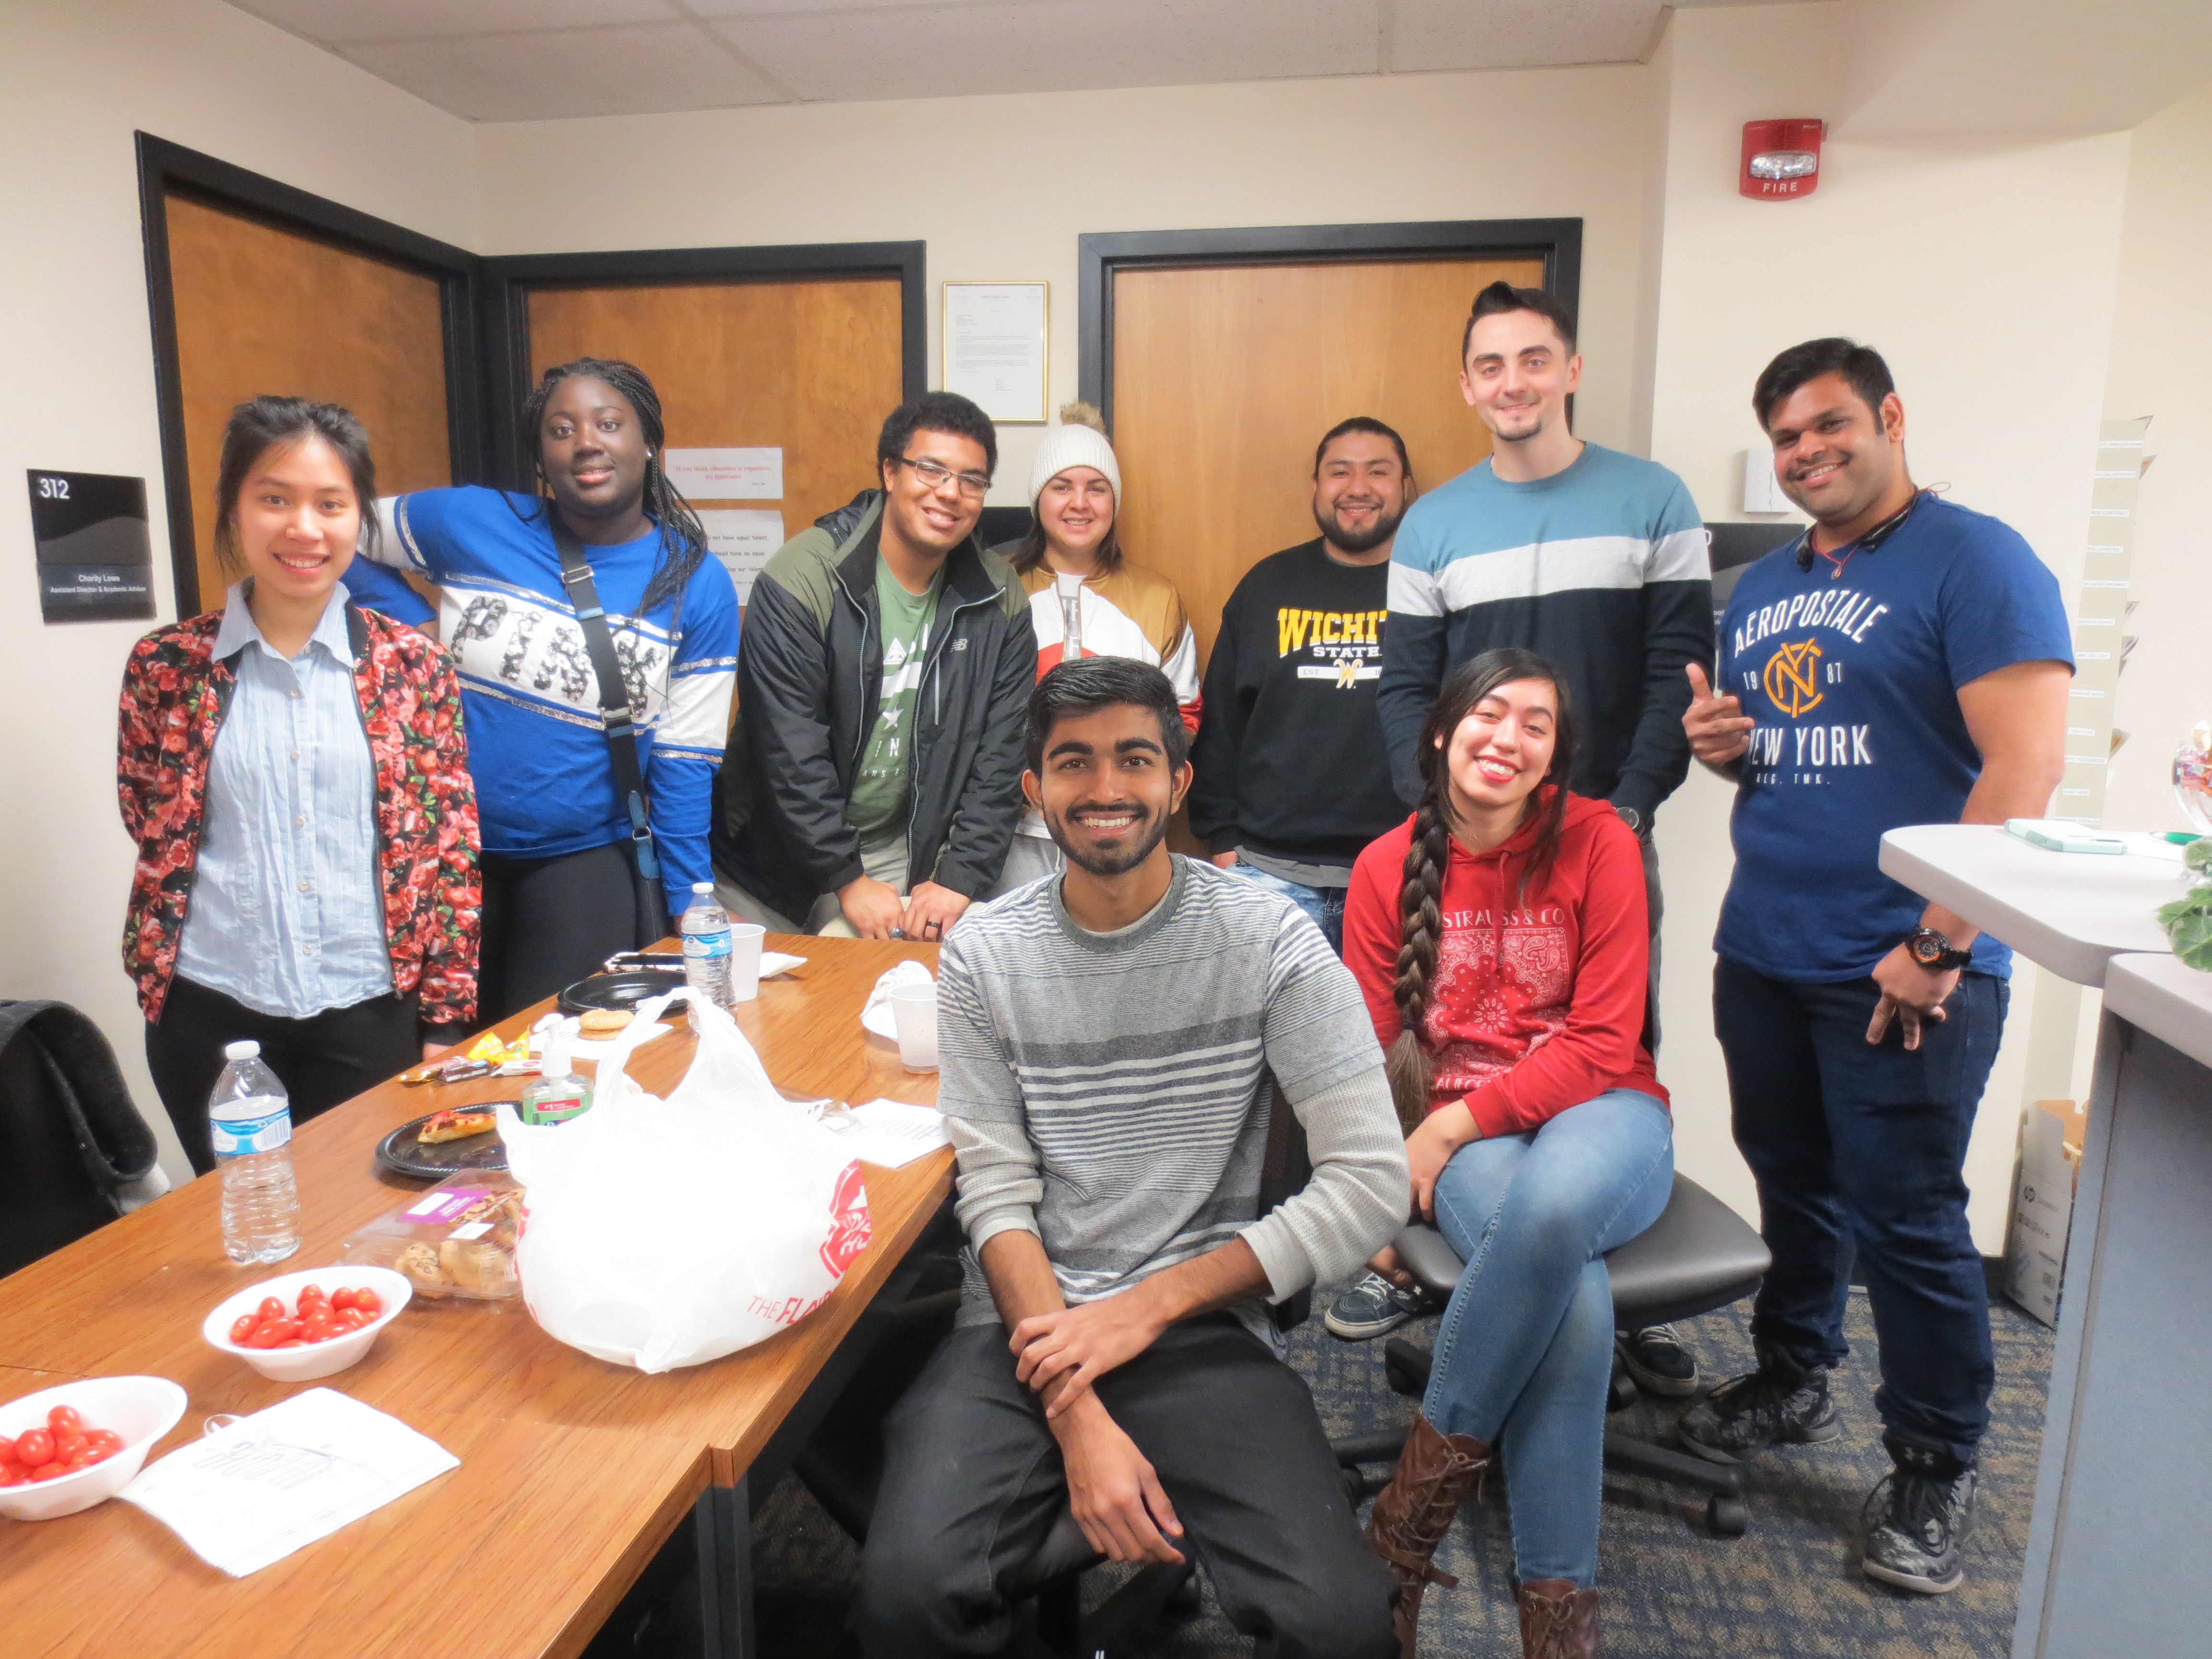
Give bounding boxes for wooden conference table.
[0,935,952,1659]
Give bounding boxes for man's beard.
[1047,801,1171,878]
[1312,496,1406,554]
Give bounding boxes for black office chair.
[1331,1173,1771,1536]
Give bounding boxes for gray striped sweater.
[938,855,1410,1342]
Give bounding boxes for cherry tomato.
[47,1405,83,1436]
[15,1429,53,1467]
[351,1288,383,1318]
[27,1462,66,1483]
[300,1319,340,1345]
[230,1313,262,1345]
[296,1283,326,1309]
[249,1319,300,1349]
[258,1296,285,1321]
[340,1308,371,1330]
[83,1430,123,1455]
[52,1431,85,1464]
[0,1466,23,1487]
[330,1287,357,1312]
[273,1339,305,1348]
[0,1434,14,1464]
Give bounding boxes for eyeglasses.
[895,457,993,498]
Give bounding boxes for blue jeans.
[1713,959,2004,1464]
[1225,858,1346,952]
[1422,1089,1674,1587]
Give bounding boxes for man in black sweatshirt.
[1190,418,1412,954]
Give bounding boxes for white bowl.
[201,1265,413,1383]
[0,1375,188,1521]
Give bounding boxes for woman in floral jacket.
[119,397,480,1173]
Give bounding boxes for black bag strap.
[551,520,671,945]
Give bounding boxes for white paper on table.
[761,951,806,978]
[822,1098,949,1169]
[120,1388,458,1577]
[698,508,785,604]
[663,447,781,500]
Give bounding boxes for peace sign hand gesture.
[1683,663,1755,769]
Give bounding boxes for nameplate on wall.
[27,469,156,624]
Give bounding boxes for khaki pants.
[717,833,909,938]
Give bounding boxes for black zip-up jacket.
[714,492,1037,923]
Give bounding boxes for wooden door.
[164,191,452,613]
[525,277,905,575]
[1111,257,1546,668]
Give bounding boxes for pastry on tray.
[415,1107,498,1144]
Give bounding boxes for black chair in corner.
[1331,1173,1771,1536]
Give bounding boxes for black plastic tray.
[375,1104,519,1179]
[556,968,685,1016]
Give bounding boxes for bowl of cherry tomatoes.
[201,1266,413,1383]
[0,1375,190,1521]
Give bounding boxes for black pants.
[1713,958,2004,1464]
[478,842,655,1023]
[147,975,421,1176]
[858,1317,1394,1659]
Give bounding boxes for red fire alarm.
[1741,119,1825,199]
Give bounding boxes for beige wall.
[0,0,477,1181]
[472,64,1662,508]
[1644,3,2134,1246]
[2098,82,2212,835]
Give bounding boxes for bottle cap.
[224,1040,261,1060]
[693,881,714,894]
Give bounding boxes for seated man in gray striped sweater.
[858,658,1409,1659]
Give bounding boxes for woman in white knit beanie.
[986,402,1201,895]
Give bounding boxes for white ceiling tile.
[714,0,1382,103]
[1391,0,1663,73]
[231,0,680,46]
[340,22,785,120]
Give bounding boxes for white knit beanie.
[1027,402,1122,506]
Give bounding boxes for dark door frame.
[1075,217,1583,432]
[135,133,485,614]
[476,242,927,492]
[135,132,928,612]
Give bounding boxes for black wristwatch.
[1905,926,1972,972]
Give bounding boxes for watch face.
[1910,932,1943,965]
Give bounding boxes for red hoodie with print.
[1342,790,1665,1138]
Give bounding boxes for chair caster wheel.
[1382,1343,1427,1399]
[1706,1495,1747,1537]
[1609,1371,1639,1413]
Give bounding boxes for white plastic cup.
[728,923,767,1003]
[889,982,938,1070]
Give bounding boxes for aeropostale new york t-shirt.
[1713,493,2072,983]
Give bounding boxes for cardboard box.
[2006,1100,2082,1328]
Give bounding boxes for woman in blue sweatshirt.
[347,358,737,1020]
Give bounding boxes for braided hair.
[514,357,712,624]
[1384,648,1577,1130]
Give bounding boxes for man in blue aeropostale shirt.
[1680,339,2071,1596]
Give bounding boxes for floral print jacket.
[118,605,481,1026]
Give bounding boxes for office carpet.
[749,1289,2054,1658]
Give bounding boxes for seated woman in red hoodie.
[1345,648,1671,1659]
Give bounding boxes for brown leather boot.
[1517,1578,1599,1658]
[1365,1413,1491,1659]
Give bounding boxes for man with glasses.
[716,392,1036,938]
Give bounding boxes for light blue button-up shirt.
[174,582,394,1019]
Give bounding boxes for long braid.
[1385,785,1454,1133]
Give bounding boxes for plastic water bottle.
[209,1040,301,1265]
[680,881,733,1028]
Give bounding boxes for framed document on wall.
[942,281,1048,422]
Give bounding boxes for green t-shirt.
[845,557,944,845]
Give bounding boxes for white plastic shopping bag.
[495,988,874,1372]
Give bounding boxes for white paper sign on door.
[663,447,782,500]
[698,509,785,602]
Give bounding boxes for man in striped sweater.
[858,658,1408,1659]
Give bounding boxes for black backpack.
[0,1000,161,1277]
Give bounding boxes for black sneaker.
[1323,1271,1439,1341]
[1676,1340,1842,1463]
[1863,1444,1976,1594]
[1616,1324,1700,1397]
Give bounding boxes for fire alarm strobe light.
[1741,119,1825,200]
